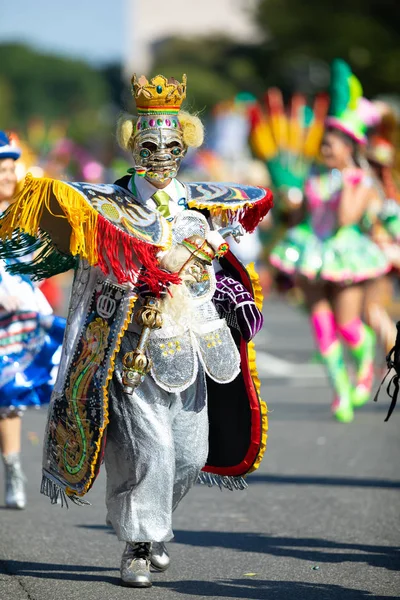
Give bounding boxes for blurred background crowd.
[1,0,399,317]
[0,5,399,592]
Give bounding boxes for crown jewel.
[131,74,187,115]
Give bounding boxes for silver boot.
[120,542,152,588]
[3,452,26,509]
[151,542,170,572]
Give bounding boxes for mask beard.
[145,167,179,182]
[160,282,196,332]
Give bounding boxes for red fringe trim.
[96,215,180,295]
[96,215,128,283]
[131,237,181,294]
[237,188,274,233]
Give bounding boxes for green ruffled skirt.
[270,221,390,283]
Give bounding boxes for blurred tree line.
[0,0,398,143]
[152,0,399,110]
[255,0,399,97]
[0,43,124,146]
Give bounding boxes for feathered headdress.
[326,59,379,145]
[248,88,329,198]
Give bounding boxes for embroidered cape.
[0,174,272,503]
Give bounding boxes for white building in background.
[124,0,262,76]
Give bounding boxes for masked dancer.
[0,75,272,587]
[0,132,64,509]
[269,61,390,423]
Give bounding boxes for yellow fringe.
[1,174,99,265]
[247,340,268,473]
[246,262,264,311]
[187,200,258,215]
[52,179,98,262]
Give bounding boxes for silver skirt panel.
[149,330,198,393]
[104,331,209,542]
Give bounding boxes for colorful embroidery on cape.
[185,182,273,233]
[0,175,177,294]
[42,280,135,501]
[67,181,171,247]
[186,182,266,208]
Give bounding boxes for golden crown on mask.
[131,74,187,113]
[117,73,204,152]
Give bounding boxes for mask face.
[132,128,187,182]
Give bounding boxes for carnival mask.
[133,128,187,183]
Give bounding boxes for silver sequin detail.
[194,321,240,383]
[105,331,209,543]
[193,299,220,323]
[171,210,208,245]
[148,330,198,393]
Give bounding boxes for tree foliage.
[1,1,398,147]
[255,0,400,96]
[150,36,264,113]
[0,43,113,143]
[150,0,400,106]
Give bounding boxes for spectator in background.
[0,132,65,509]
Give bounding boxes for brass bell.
[122,349,152,392]
[121,296,163,393]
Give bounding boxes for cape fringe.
[246,262,264,311]
[1,174,178,293]
[96,216,180,295]
[245,261,268,472]
[237,189,274,233]
[191,188,274,234]
[0,230,77,279]
[247,339,268,473]
[197,472,248,490]
[40,473,91,508]
[0,174,99,263]
[131,237,181,294]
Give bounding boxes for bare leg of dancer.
[364,276,396,356]
[0,414,21,454]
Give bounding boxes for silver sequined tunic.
[105,211,240,542]
[105,332,209,542]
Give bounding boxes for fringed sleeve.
[0,174,180,294]
[0,174,97,279]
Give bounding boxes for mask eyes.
[171,147,182,156]
[139,148,151,158]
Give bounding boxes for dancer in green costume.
[269,61,390,422]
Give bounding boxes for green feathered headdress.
[326,59,377,144]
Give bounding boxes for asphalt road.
[0,299,399,600]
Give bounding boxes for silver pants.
[104,333,209,542]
